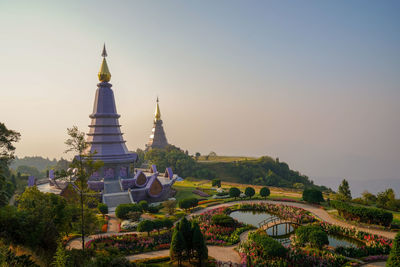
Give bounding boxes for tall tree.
[191,222,208,266]
[178,217,193,259]
[337,179,352,201]
[64,126,103,251]
[170,228,186,266]
[0,123,20,206]
[0,122,21,162]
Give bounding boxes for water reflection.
[229,210,363,248]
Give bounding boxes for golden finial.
[155,97,161,121]
[98,44,111,82]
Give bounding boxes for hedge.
[331,200,393,227]
[115,203,142,219]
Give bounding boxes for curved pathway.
[67,200,396,263]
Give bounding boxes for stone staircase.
[103,180,132,210]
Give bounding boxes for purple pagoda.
[145,97,169,151]
[86,44,138,180]
[39,45,178,209]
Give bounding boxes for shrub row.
[331,200,393,227]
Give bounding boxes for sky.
[1,1,399,194]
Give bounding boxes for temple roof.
[155,97,161,121]
[98,44,111,82]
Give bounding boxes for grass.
[172,178,303,204]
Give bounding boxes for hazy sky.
[1,1,399,190]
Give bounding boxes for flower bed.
[86,232,171,255]
[238,234,347,267]
[237,202,315,224]
[194,207,255,246]
[319,221,392,257]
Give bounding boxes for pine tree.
[387,232,400,266]
[192,222,208,267]
[179,217,193,259]
[338,179,352,201]
[170,228,186,266]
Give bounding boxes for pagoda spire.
[98,44,111,82]
[155,97,161,121]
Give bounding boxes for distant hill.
[197,155,328,191]
[10,156,58,171]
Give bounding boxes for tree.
[153,219,164,234]
[163,199,177,215]
[302,188,324,204]
[191,222,208,266]
[139,200,149,212]
[377,188,396,210]
[211,179,221,188]
[260,187,270,199]
[387,232,400,266]
[64,126,103,251]
[245,187,255,199]
[98,203,108,217]
[170,228,186,266]
[162,218,173,230]
[362,190,377,205]
[179,217,193,259]
[337,179,352,201]
[137,220,154,236]
[195,152,201,161]
[53,242,69,267]
[178,198,198,211]
[16,165,41,178]
[0,123,20,207]
[0,122,21,162]
[229,187,240,199]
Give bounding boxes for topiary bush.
[302,188,324,204]
[249,231,287,258]
[115,203,142,220]
[295,225,328,249]
[244,187,255,199]
[259,187,270,199]
[97,203,108,216]
[211,214,235,227]
[229,187,240,199]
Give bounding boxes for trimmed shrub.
[137,220,154,236]
[303,188,324,204]
[178,197,198,211]
[260,187,270,199]
[211,214,235,227]
[115,203,142,220]
[211,179,221,188]
[244,187,255,198]
[229,187,241,199]
[139,200,148,212]
[98,203,108,216]
[331,200,393,227]
[249,231,287,258]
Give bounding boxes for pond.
[229,210,363,248]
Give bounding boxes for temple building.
[39,45,177,210]
[145,98,169,151]
[86,44,138,180]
